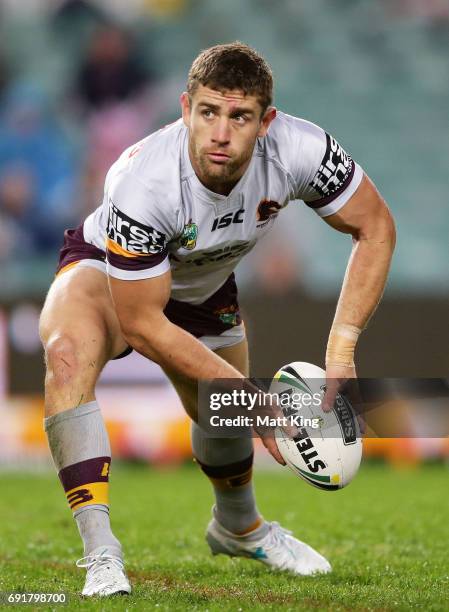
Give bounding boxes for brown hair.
[187,42,273,112]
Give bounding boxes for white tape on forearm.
[326,324,362,367]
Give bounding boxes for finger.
[279,419,300,438]
[357,413,366,434]
[262,436,286,465]
[322,380,338,412]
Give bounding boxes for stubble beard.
[190,139,252,193]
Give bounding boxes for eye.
[201,109,214,119]
[233,114,247,125]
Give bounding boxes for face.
[181,85,276,194]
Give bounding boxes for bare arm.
[325,174,396,332]
[322,174,396,409]
[108,271,243,380]
[108,271,286,463]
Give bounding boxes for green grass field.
[0,463,447,611]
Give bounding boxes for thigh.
[162,336,249,421]
[215,338,249,378]
[40,265,129,373]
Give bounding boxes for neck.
[199,176,239,197]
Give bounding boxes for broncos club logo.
[256,200,282,225]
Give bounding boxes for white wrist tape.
[326,323,362,367]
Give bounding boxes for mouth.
[207,152,231,164]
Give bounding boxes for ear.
[257,107,277,137]
[180,92,191,128]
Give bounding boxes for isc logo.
[211,209,244,231]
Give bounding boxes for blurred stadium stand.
[0,0,447,294]
[0,0,447,464]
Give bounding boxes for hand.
[322,364,357,413]
[258,429,286,465]
[252,395,291,465]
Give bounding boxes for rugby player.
[39,42,395,596]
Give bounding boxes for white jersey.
[83,112,363,304]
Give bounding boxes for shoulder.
[104,119,186,228]
[267,111,325,142]
[262,111,326,170]
[110,118,186,187]
[263,111,363,215]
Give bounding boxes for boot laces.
[76,553,124,575]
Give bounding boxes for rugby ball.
[269,362,362,490]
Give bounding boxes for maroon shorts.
[56,225,242,358]
[57,224,106,275]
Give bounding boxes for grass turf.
[0,463,447,611]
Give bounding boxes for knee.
[191,423,253,465]
[44,334,81,385]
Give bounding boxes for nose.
[212,117,231,146]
